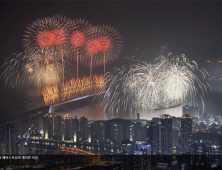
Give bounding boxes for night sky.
[1,1,222,68]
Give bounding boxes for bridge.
[42,75,105,108]
[59,146,95,155]
[27,139,121,155]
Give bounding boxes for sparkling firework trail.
[1,53,27,88]
[99,54,210,114]
[1,52,71,88]
[97,67,135,114]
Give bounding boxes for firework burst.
[1,52,71,89]
[69,19,92,78]
[1,53,28,88]
[25,55,63,87]
[96,25,123,74]
[97,67,135,114]
[82,26,123,75]
[23,15,72,60]
[99,54,210,114]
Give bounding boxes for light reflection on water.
[1,86,222,121]
[56,102,183,121]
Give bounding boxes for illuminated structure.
[43,114,53,139]
[54,114,63,140]
[72,115,79,143]
[0,139,6,155]
[17,139,28,155]
[134,121,146,141]
[172,127,179,148]
[62,114,72,141]
[79,115,88,142]
[181,114,193,154]
[146,122,160,155]
[92,121,105,143]
[121,139,133,155]
[3,123,17,155]
[172,116,180,148]
[87,121,93,143]
[161,114,172,155]
[133,143,152,170]
[105,119,132,144]
[42,75,105,106]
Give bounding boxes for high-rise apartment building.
[79,115,88,142]
[54,114,63,140]
[87,121,93,143]
[43,114,53,139]
[134,121,146,141]
[92,121,105,143]
[17,139,28,155]
[0,139,6,155]
[121,139,133,155]
[133,144,152,170]
[62,114,72,141]
[161,114,172,155]
[172,127,179,147]
[105,119,132,144]
[71,115,79,142]
[146,122,160,155]
[3,123,17,155]
[181,114,193,154]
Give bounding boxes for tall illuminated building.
[112,123,123,144]
[87,121,93,143]
[161,114,172,155]
[62,114,72,141]
[17,139,28,155]
[134,144,152,170]
[71,115,79,142]
[172,127,179,147]
[79,115,88,142]
[181,114,193,154]
[105,119,132,144]
[54,114,63,140]
[43,114,53,139]
[0,139,6,155]
[3,123,17,155]
[134,122,142,141]
[146,122,160,155]
[121,139,133,155]
[92,121,105,143]
[134,121,147,141]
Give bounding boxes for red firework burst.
[51,29,66,46]
[86,39,101,55]
[70,31,85,47]
[37,31,56,48]
[96,25,123,63]
[23,15,72,59]
[82,25,123,72]
[69,19,92,78]
[98,36,111,52]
